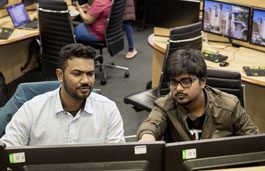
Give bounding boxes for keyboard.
[202,50,228,63]
[243,66,265,76]
[18,19,38,29]
[0,27,14,39]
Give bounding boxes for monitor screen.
[202,0,251,42]
[250,7,265,47]
[0,141,165,171]
[0,0,8,8]
[23,161,149,171]
[144,0,200,28]
[165,134,265,171]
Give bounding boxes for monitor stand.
[204,32,209,45]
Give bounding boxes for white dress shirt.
[1,88,125,147]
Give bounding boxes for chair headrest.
[169,22,202,41]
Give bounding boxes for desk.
[0,9,39,84]
[0,0,72,84]
[148,30,265,133]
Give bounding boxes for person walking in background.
[123,0,137,59]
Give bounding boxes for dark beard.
[63,76,91,100]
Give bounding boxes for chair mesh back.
[158,22,203,96]
[38,0,76,77]
[105,0,126,56]
[206,68,244,107]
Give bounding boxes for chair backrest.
[206,68,245,108]
[158,22,203,96]
[105,0,126,56]
[38,0,76,77]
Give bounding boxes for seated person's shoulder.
[206,86,240,111]
[24,89,58,106]
[89,92,116,106]
[154,93,175,111]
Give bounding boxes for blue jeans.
[74,23,101,42]
[123,21,134,50]
[0,81,60,137]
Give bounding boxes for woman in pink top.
[74,0,111,42]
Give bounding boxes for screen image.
[250,8,265,47]
[203,0,250,42]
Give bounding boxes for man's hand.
[139,134,156,142]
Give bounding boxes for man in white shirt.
[1,43,125,146]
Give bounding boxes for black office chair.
[38,0,76,78]
[124,22,203,112]
[78,0,129,85]
[206,68,245,109]
[38,0,106,83]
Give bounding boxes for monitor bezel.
[0,141,165,171]
[250,7,265,48]
[165,134,265,171]
[202,0,251,42]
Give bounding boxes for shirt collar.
[54,88,95,115]
[83,92,95,115]
[54,87,64,114]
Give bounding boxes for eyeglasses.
[169,77,198,89]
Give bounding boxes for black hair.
[58,43,96,71]
[165,49,207,80]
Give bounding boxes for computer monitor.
[0,141,165,171]
[144,0,200,28]
[7,3,32,28]
[202,0,251,42]
[250,7,265,47]
[165,134,265,171]
[22,0,38,6]
[0,0,8,8]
